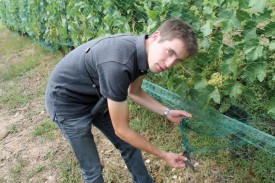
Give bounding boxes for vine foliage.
[0,0,274,120]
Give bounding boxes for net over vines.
[142,80,275,179]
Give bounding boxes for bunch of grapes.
[208,72,223,88]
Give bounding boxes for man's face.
[146,31,189,74]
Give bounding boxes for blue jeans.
[53,112,154,183]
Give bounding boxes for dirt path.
[0,97,132,182]
[0,81,136,182]
[0,98,60,182]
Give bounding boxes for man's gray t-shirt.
[45,34,148,120]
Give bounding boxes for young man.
[45,19,198,183]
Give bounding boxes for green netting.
[142,80,275,156]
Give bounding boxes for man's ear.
[151,31,161,41]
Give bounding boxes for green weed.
[2,56,38,80]
[45,148,59,159]
[10,158,28,182]
[0,87,31,110]
[1,49,48,81]
[129,100,182,153]
[27,165,45,179]
[32,119,57,141]
[57,150,82,183]
[0,29,63,112]
[7,122,19,134]
[0,29,32,56]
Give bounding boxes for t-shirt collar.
[136,35,149,74]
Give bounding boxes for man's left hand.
[167,110,192,124]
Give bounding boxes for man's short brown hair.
[157,19,198,57]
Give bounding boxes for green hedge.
[0,0,274,122]
[0,0,148,48]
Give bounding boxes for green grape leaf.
[200,20,212,37]
[170,11,182,18]
[146,10,160,21]
[256,9,271,23]
[194,77,208,91]
[221,59,231,75]
[167,77,176,90]
[200,37,210,49]
[216,9,234,24]
[175,79,189,95]
[267,108,275,118]
[209,87,221,104]
[223,80,234,95]
[203,6,213,19]
[267,97,275,118]
[239,1,249,9]
[246,45,263,62]
[244,27,257,42]
[231,15,241,29]
[146,20,158,33]
[222,50,242,77]
[236,10,251,21]
[242,62,267,82]
[230,83,243,98]
[264,22,275,37]
[269,41,275,51]
[256,65,267,82]
[230,50,242,77]
[249,0,267,13]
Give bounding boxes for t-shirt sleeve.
[97,62,131,101]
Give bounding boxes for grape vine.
[0,0,274,119]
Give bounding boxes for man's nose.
[165,59,176,68]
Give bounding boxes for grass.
[10,158,28,182]
[10,159,46,182]
[0,28,62,110]
[2,54,41,80]
[0,86,31,110]
[57,150,82,183]
[129,101,182,152]
[0,28,64,181]
[27,165,46,179]
[32,118,57,141]
[7,122,19,134]
[0,29,32,56]
[129,89,275,182]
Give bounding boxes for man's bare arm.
[107,99,186,168]
[128,77,192,124]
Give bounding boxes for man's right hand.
[163,152,187,168]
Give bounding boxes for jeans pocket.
[52,114,76,139]
[55,114,92,139]
[53,114,66,123]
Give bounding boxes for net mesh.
[142,80,275,156]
